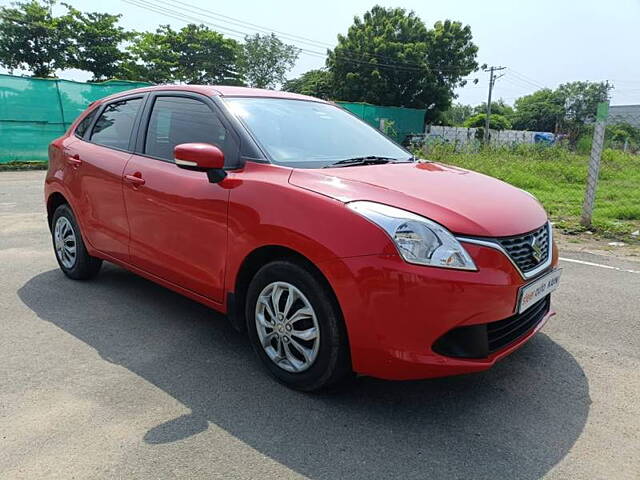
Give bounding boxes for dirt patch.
[556,231,640,263]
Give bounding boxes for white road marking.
[560,257,640,274]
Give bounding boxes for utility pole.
[581,102,609,227]
[484,66,506,143]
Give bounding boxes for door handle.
[124,174,145,186]
[66,153,82,166]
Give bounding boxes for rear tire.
[51,204,102,280]
[246,260,352,392]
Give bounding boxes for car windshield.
[223,97,412,168]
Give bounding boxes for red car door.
[122,94,236,303]
[65,96,144,260]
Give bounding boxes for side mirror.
[174,143,226,183]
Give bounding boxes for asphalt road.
[1,170,638,480]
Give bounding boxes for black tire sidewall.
[246,260,349,391]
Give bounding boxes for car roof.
[95,84,326,105]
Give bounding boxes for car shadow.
[18,265,590,480]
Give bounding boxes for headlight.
[347,201,477,271]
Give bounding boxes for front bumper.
[318,241,559,380]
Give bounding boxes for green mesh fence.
[0,74,151,163]
[0,74,425,163]
[336,101,426,143]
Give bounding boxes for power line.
[160,0,335,49]
[156,0,472,70]
[122,0,247,41]
[502,74,541,92]
[507,68,546,89]
[120,0,481,75]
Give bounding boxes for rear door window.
[90,98,142,150]
[144,96,232,162]
[75,108,98,138]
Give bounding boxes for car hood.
[288,161,548,237]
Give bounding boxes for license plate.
[518,269,562,313]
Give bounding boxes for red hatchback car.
[45,85,561,391]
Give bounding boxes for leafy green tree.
[327,6,478,113]
[0,0,74,77]
[123,24,243,85]
[120,27,177,84]
[282,69,334,99]
[511,88,563,132]
[239,33,299,89]
[556,81,612,125]
[556,81,612,144]
[464,113,512,130]
[63,4,132,81]
[607,122,640,149]
[436,103,473,126]
[473,99,514,119]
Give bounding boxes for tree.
[556,81,612,125]
[437,103,473,126]
[607,122,640,149]
[326,6,478,114]
[473,99,514,119]
[123,24,243,85]
[63,4,132,81]
[464,113,512,130]
[0,0,74,77]
[555,81,612,144]
[282,69,334,99]
[511,88,563,132]
[238,33,299,89]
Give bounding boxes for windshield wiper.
[323,156,398,168]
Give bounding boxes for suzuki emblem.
[530,237,543,263]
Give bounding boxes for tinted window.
[90,98,142,150]
[144,96,231,161]
[75,108,97,138]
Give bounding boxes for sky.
[2,0,639,107]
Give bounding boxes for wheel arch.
[228,245,346,342]
[46,191,69,230]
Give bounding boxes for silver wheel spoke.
[285,307,313,326]
[282,342,303,372]
[256,312,273,329]
[282,285,297,319]
[271,284,284,316]
[258,294,276,321]
[291,326,318,341]
[262,331,277,348]
[275,336,284,360]
[289,337,313,364]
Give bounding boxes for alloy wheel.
[54,216,77,269]
[255,281,320,373]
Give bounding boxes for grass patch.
[421,144,640,241]
[0,161,48,171]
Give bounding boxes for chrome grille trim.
[456,222,553,280]
[497,223,550,273]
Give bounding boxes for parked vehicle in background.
[45,85,561,391]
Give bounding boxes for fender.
[44,178,97,249]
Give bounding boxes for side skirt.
[93,250,227,315]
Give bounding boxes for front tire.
[246,260,352,391]
[51,204,102,280]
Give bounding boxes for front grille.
[487,296,550,353]
[497,223,550,273]
[432,296,551,358]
